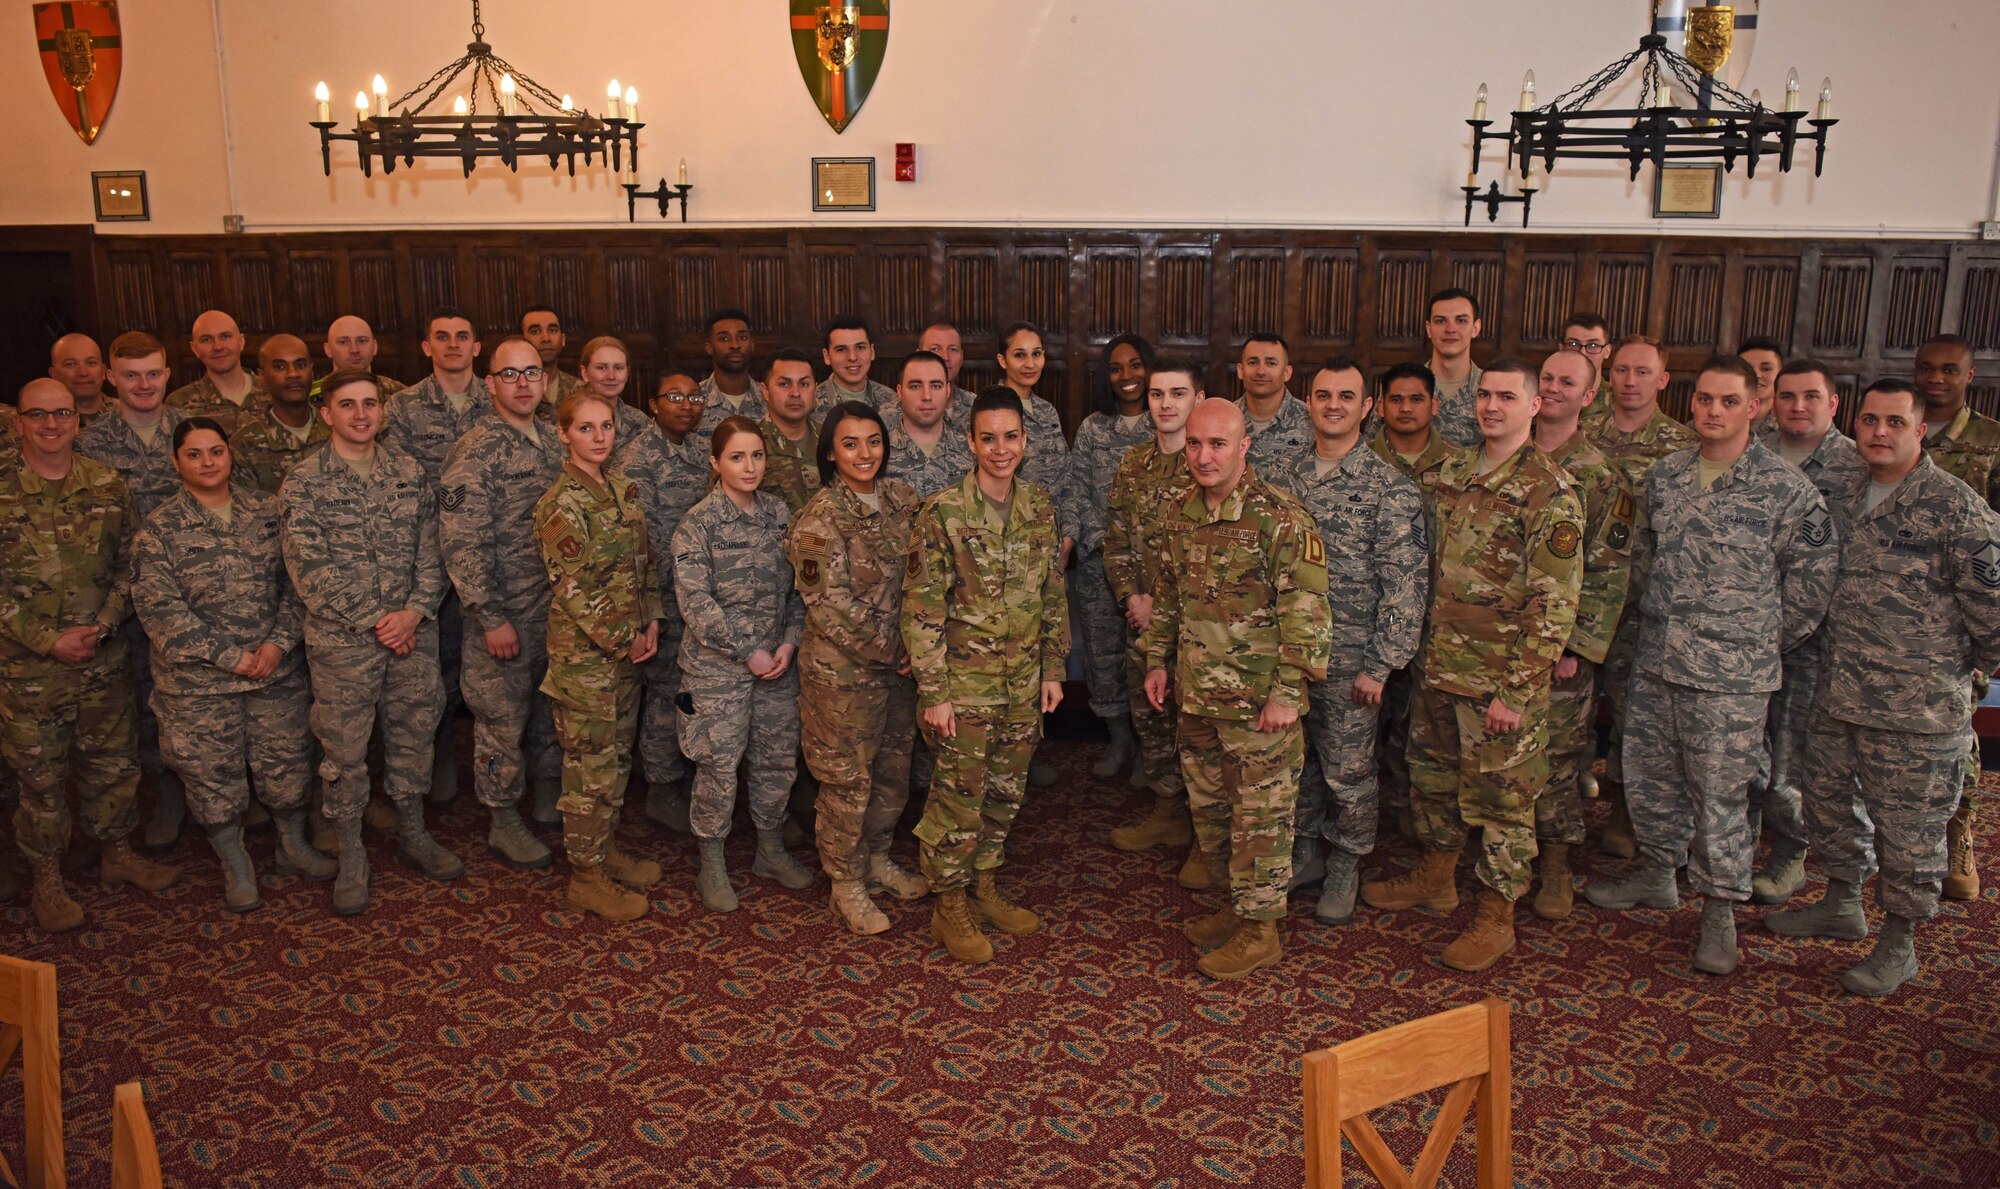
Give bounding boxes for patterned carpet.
[3,728,1998,1188]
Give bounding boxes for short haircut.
[1545,347,1598,390]
[708,414,763,459]
[425,306,475,336]
[898,350,949,386]
[518,304,560,328]
[555,389,617,431]
[763,346,819,383]
[1921,333,1973,355]
[1610,333,1665,363]
[1562,311,1610,336]
[1481,355,1537,387]
[997,321,1042,353]
[1240,331,1289,356]
[171,416,229,452]
[1379,361,1437,396]
[1094,333,1157,416]
[109,331,167,361]
[1860,377,1922,416]
[1696,354,1761,391]
[1738,335,1786,357]
[578,335,629,368]
[920,320,960,339]
[1312,355,1365,381]
[319,369,381,404]
[1776,357,1838,391]
[487,334,540,361]
[816,400,891,485]
[1148,357,1207,390]
[705,307,751,336]
[969,386,1026,431]
[654,370,698,394]
[822,314,872,349]
[1428,287,1482,322]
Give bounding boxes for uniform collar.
[1857,455,1935,522]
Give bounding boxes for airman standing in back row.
[312,315,400,403]
[817,315,898,415]
[167,309,268,437]
[521,305,584,408]
[48,332,110,427]
[1424,289,1486,448]
[696,308,765,433]
[758,349,826,514]
[1235,333,1311,474]
[881,351,975,500]
[230,334,330,494]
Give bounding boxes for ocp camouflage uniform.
[695,376,766,437]
[612,430,713,790]
[1804,456,2000,919]
[1237,396,1312,476]
[441,417,566,812]
[536,464,664,866]
[1537,435,1636,846]
[0,406,17,451]
[788,479,922,881]
[904,474,1068,889]
[1433,363,1485,449]
[1140,475,1332,919]
[0,457,139,863]
[1104,440,1194,806]
[1411,443,1583,900]
[307,373,401,405]
[229,407,331,494]
[672,488,805,842]
[535,369,585,415]
[1070,412,1157,719]
[1625,443,1836,902]
[1921,407,2000,845]
[165,374,268,438]
[759,416,824,515]
[1272,447,1427,860]
[279,448,447,820]
[814,377,895,419]
[131,487,309,826]
[881,406,974,500]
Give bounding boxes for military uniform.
[1803,457,2000,919]
[1236,396,1312,476]
[787,479,922,881]
[1433,363,1485,449]
[604,400,663,472]
[1103,440,1194,807]
[814,376,895,419]
[1069,412,1157,720]
[1015,394,1077,543]
[0,457,139,863]
[441,418,566,813]
[165,374,268,438]
[1409,442,1583,900]
[131,488,309,826]
[759,416,824,515]
[695,376,766,437]
[279,447,447,819]
[229,407,331,494]
[1140,475,1332,919]
[308,373,400,404]
[880,407,974,500]
[536,464,664,867]
[671,488,805,842]
[1624,443,1836,903]
[612,431,713,792]
[903,474,1068,889]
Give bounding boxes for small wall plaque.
[813,157,875,212]
[1653,163,1721,219]
[91,170,148,221]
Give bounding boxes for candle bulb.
[606,79,622,119]
[1522,159,1541,193]
[560,93,573,113]
[1749,88,1762,108]
[354,90,370,123]
[1472,82,1488,121]
[1784,67,1801,112]
[1517,69,1536,111]
[678,157,689,186]
[372,73,388,117]
[500,73,516,116]
[624,85,638,124]
[452,94,467,116]
[1466,168,1479,191]
[1654,78,1672,108]
[314,81,330,122]
[1816,77,1833,120]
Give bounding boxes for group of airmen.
[2,290,1994,997]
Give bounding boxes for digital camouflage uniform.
[758,415,824,516]
[1271,446,1427,860]
[1104,440,1194,804]
[1805,457,2000,919]
[441,417,566,812]
[229,407,330,494]
[0,457,139,863]
[1625,443,1836,902]
[165,373,268,438]
[279,447,447,820]
[695,376,766,438]
[671,488,805,842]
[131,488,309,826]
[1015,394,1077,544]
[1537,434,1636,846]
[1921,406,2000,842]
[1433,363,1485,449]
[814,376,895,420]
[1237,395,1313,477]
[880,407,974,501]
[536,464,664,867]
[612,430,712,790]
[603,400,663,474]
[903,474,1069,890]
[787,479,922,881]
[1411,442,1583,901]
[535,369,585,416]
[1141,474,1332,919]
[1069,412,1157,719]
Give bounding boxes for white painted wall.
[9,0,1997,236]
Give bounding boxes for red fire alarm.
[895,142,916,182]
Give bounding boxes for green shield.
[789,1,889,134]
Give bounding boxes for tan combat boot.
[930,888,994,964]
[830,879,890,936]
[1109,798,1192,852]
[969,869,1039,935]
[1599,785,1637,859]
[566,865,647,921]
[1531,843,1573,921]
[1197,919,1281,981]
[30,858,84,933]
[1440,889,1517,972]
[1943,804,1978,900]
[1360,849,1459,912]
[604,840,662,889]
[1182,906,1239,951]
[1176,844,1212,890]
[99,839,178,894]
[867,852,929,901]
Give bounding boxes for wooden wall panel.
[1086,249,1139,339]
[1449,253,1503,345]
[1230,252,1286,339]
[537,255,589,332]
[1812,257,1873,354]
[104,251,159,337]
[288,254,336,335]
[1665,258,1723,348]
[1883,258,1945,354]
[1157,252,1209,343]
[1594,256,1650,343]
[1519,256,1575,345]
[874,249,926,334]
[738,251,786,334]
[1300,249,1356,343]
[1738,259,1798,347]
[1020,251,1068,335]
[946,250,996,333]
[1374,253,1429,345]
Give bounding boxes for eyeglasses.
[1561,339,1609,355]
[656,392,706,405]
[17,408,78,423]
[492,366,546,383]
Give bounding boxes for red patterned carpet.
[4,734,1998,1188]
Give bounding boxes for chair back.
[110,1083,162,1189]
[1302,997,1510,1189]
[0,955,64,1189]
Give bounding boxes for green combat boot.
[1692,898,1739,976]
[1583,863,1679,911]
[486,804,553,870]
[696,838,738,913]
[271,809,336,880]
[1315,849,1359,926]
[1751,837,1809,904]
[393,800,464,881]
[752,828,815,890]
[1765,878,1866,940]
[332,816,369,916]
[207,823,261,914]
[1840,914,1918,997]
[1288,835,1326,893]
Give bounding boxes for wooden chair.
[1302,997,1511,1189]
[110,1083,161,1189]
[0,955,63,1189]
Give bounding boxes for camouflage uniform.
[535,369,585,416]
[612,431,713,790]
[1922,407,2000,843]
[759,416,824,516]
[1069,412,1156,719]
[671,488,805,842]
[1410,443,1583,901]
[0,457,139,863]
[695,376,766,437]
[131,488,309,826]
[1104,441,1194,804]
[1625,443,1836,902]
[165,374,268,438]
[603,400,663,473]
[441,418,566,811]
[904,474,1068,890]
[536,464,664,866]
[1433,363,1485,449]
[814,376,895,419]
[1236,396,1312,477]
[945,387,979,433]
[308,373,400,405]
[229,408,331,494]
[880,406,974,500]
[0,406,17,450]
[279,448,447,820]
[1804,456,2000,919]
[1016,394,1077,543]
[1536,435,1636,845]
[787,479,922,880]
[1271,447,1427,859]
[1140,475,1332,919]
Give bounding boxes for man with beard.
[696,308,763,433]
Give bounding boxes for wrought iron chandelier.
[308,0,641,178]
[1463,21,1835,225]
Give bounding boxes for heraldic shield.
[789,0,889,134]
[34,1,122,145]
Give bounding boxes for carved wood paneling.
[1519,257,1574,345]
[472,255,519,334]
[1087,250,1139,338]
[1449,253,1503,344]
[1665,258,1722,348]
[738,252,785,332]
[537,255,589,329]
[946,251,996,332]
[1961,262,2000,353]
[1812,257,1873,353]
[1375,253,1430,344]
[1883,259,1946,354]
[809,251,857,331]
[227,255,276,334]
[669,251,717,338]
[1594,257,1650,343]
[1300,250,1356,342]
[167,255,216,335]
[874,250,925,334]
[1738,259,1798,347]
[605,255,654,335]
[288,255,336,334]
[1020,251,1068,334]
[105,252,158,335]
[1231,252,1285,339]
[1157,253,1209,342]
[410,252,457,321]
[349,254,400,335]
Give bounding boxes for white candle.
[1517,70,1536,111]
[678,157,689,186]
[624,85,638,124]
[500,73,516,117]
[372,74,388,117]
[452,95,467,116]
[560,94,573,113]
[1472,82,1488,122]
[1654,79,1672,108]
[314,81,330,122]
[1816,77,1833,120]
[354,91,370,123]
[606,79,622,119]
[1784,68,1801,112]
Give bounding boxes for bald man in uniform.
[167,310,267,436]
[49,333,110,427]
[314,316,400,401]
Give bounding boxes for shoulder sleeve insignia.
[1798,506,1833,549]
[1548,522,1581,559]
[1606,521,1632,553]
[906,547,924,580]
[799,556,822,588]
[556,535,582,561]
[795,530,830,555]
[1972,542,2000,589]
[1301,528,1327,568]
[1611,488,1636,522]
